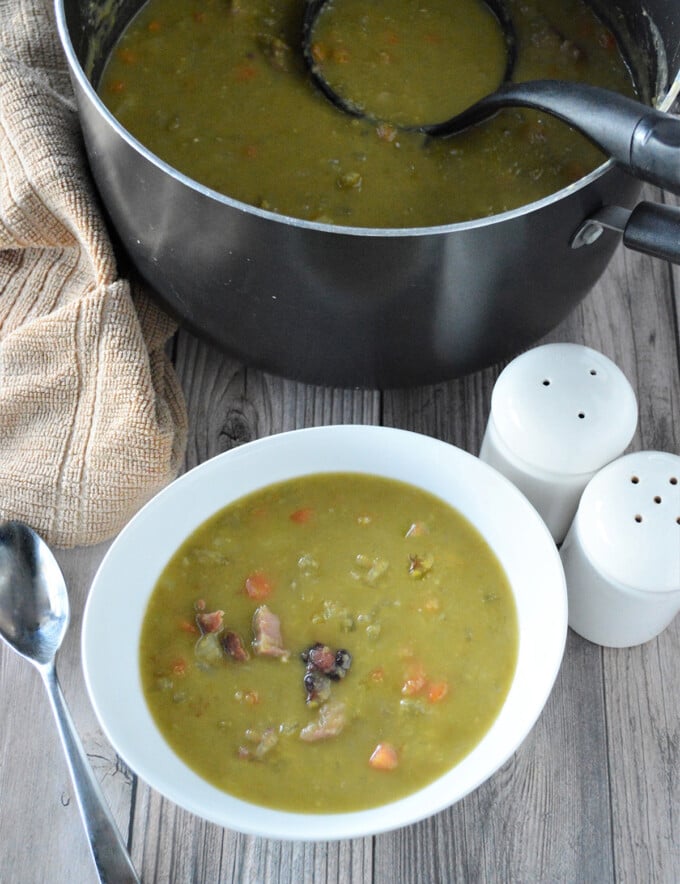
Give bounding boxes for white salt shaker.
[561,451,680,647]
[480,343,638,543]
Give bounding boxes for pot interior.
[65,0,680,112]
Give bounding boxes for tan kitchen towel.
[0,0,188,547]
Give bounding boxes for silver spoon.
[0,520,140,884]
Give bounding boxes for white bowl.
[82,425,567,840]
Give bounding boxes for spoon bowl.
[0,522,69,664]
[0,521,140,884]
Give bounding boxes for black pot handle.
[572,201,680,264]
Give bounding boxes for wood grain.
[1,205,678,882]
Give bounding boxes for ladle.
[0,520,140,884]
[302,0,518,123]
[302,0,680,195]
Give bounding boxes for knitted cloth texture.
[0,0,188,547]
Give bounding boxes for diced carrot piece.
[376,123,397,142]
[368,667,385,684]
[311,42,327,63]
[108,80,126,95]
[245,570,274,600]
[147,19,162,32]
[598,29,616,50]
[234,63,257,82]
[171,657,187,676]
[118,48,138,65]
[562,160,588,183]
[196,609,224,634]
[178,618,199,635]
[290,507,314,524]
[427,680,449,703]
[369,742,399,771]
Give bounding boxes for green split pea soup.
[140,473,518,813]
[100,0,636,227]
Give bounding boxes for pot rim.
[54,0,680,239]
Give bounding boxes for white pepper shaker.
[480,343,638,543]
[561,451,680,647]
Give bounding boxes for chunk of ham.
[238,727,279,761]
[221,630,250,661]
[195,609,224,634]
[252,605,289,660]
[299,700,347,742]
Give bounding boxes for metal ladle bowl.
[302,0,518,126]
[302,0,680,195]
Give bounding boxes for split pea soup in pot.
[140,473,518,813]
[100,0,636,227]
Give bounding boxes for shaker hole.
[654,496,662,504]
[670,477,678,485]
[542,379,551,387]
[634,514,643,523]
[578,412,586,419]
[631,475,640,484]
[589,369,597,376]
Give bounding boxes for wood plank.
[3,186,678,883]
[601,191,680,884]
[0,541,126,884]
[383,368,497,454]
[131,785,373,883]
[174,334,381,468]
[377,198,680,882]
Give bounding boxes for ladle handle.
[540,83,680,195]
[630,114,680,194]
[433,81,680,195]
[43,664,140,884]
[519,82,680,195]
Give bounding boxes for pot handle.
[571,202,680,264]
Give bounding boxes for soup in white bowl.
[82,425,566,840]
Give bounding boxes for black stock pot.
[55,0,680,387]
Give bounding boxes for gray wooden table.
[1,189,678,883]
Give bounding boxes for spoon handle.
[42,663,141,884]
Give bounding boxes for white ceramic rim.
[82,425,567,840]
